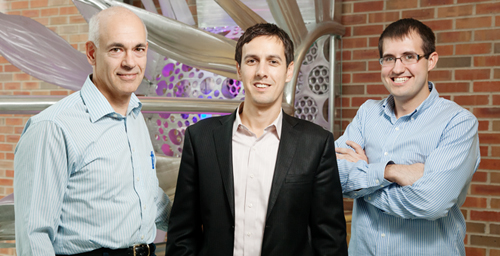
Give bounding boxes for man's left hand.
[335,141,368,163]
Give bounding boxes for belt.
[56,243,156,256]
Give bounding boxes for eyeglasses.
[379,53,430,66]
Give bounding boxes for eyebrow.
[244,54,283,61]
[383,51,418,57]
[107,43,146,49]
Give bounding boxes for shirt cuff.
[368,161,394,188]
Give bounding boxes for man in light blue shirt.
[335,18,480,255]
[14,6,171,256]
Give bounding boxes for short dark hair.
[235,23,294,67]
[378,18,436,58]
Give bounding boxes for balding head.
[88,6,148,49]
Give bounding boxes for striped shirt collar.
[382,81,438,120]
[232,102,283,139]
[80,75,142,123]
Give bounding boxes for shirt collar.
[232,102,283,139]
[80,75,142,123]
[382,81,438,120]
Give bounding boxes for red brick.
[367,84,387,94]
[479,145,488,156]
[342,109,359,119]
[470,235,500,248]
[478,121,488,131]
[4,65,20,72]
[429,70,452,81]
[497,15,500,27]
[33,17,49,26]
[493,249,500,256]
[352,72,380,83]
[0,126,13,134]
[436,83,470,93]
[474,56,500,67]
[343,38,367,49]
[495,69,500,79]
[456,43,492,55]
[0,179,13,186]
[6,11,21,15]
[479,158,500,170]
[402,9,434,20]
[424,20,453,31]
[471,171,488,182]
[22,82,39,90]
[15,126,25,134]
[343,51,351,61]
[368,12,400,23]
[471,184,500,196]
[437,31,472,43]
[474,81,500,92]
[60,6,79,15]
[343,62,366,72]
[3,83,21,90]
[353,1,383,12]
[21,9,39,18]
[13,73,30,81]
[470,211,500,221]
[458,0,493,2]
[41,8,58,17]
[50,16,68,25]
[465,247,486,256]
[353,49,379,60]
[493,199,500,209]
[13,91,30,96]
[368,37,379,47]
[343,85,365,95]
[69,15,86,24]
[495,95,500,105]
[353,25,384,36]
[437,5,474,18]
[342,74,351,84]
[5,153,13,161]
[492,173,500,184]
[436,45,454,56]
[5,118,23,126]
[456,69,490,81]
[476,2,500,14]
[31,0,48,7]
[368,60,380,71]
[462,196,487,208]
[387,0,418,9]
[11,1,29,9]
[352,96,382,107]
[5,170,13,178]
[0,144,13,151]
[492,146,500,157]
[475,29,500,41]
[341,14,366,25]
[454,95,489,106]
[457,17,492,29]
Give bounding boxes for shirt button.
[375,179,379,184]
[143,205,146,210]
[250,174,254,178]
[136,177,140,181]
[354,193,358,196]
[384,152,388,156]
[247,232,251,237]
[381,233,386,237]
[395,127,399,131]
[141,235,144,240]
[368,197,371,200]
[411,117,415,121]
[248,203,253,208]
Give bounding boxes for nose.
[391,58,406,74]
[122,51,136,69]
[256,62,268,78]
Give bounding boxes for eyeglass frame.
[379,52,432,66]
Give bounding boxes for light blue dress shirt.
[14,76,171,255]
[337,82,480,256]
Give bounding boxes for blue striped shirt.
[14,76,171,255]
[336,82,480,256]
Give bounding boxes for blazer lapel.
[213,111,237,219]
[266,113,299,218]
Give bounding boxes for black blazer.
[165,111,347,256]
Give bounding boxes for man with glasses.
[335,18,480,255]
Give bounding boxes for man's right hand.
[384,163,425,186]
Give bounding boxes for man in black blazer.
[165,23,347,256]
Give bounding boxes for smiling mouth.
[392,77,409,83]
[118,73,138,80]
[254,83,270,88]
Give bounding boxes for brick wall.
[341,0,500,255]
[0,0,498,255]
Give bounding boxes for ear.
[427,51,438,71]
[85,41,97,66]
[236,61,242,80]
[285,61,294,83]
